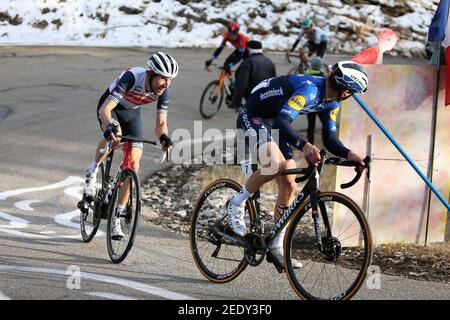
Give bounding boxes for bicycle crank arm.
[211,226,247,247]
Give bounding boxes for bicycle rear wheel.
[189,179,256,283]
[199,80,223,119]
[106,169,141,263]
[285,192,372,300]
[79,163,104,243]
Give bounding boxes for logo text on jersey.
[259,87,284,101]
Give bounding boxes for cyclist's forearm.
[155,112,168,139]
[212,45,224,59]
[291,39,300,51]
[99,98,118,129]
[322,130,350,159]
[273,115,307,150]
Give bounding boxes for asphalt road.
[0,46,448,301]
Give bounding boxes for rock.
[180,199,190,206]
[141,206,160,220]
[175,210,187,218]
[163,201,172,208]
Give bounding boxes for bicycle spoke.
[286,194,372,300]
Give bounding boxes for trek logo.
[259,87,284,101]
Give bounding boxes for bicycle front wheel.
[285,192,372,300]
[106,169,141,263]
[80,163,104,243]
[199,80,223,119]
[189,179,256,283]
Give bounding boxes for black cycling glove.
[159,133,173,148]
[103,123,118,141]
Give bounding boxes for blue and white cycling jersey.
[239,74,350,159]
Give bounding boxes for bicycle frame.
[212,67,233,98]
[101,141,133,208]
[250,160,331,254]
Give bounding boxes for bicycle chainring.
[244,233,266,266]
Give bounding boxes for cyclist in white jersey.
[289,18,328,59]
[83,51,179,240]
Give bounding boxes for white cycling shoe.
[111,218,125,241]
[271,248,303,269]
[83,168,98,198]
[226,201,247,237]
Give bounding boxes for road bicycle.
[189,150,372,300]
[199,64,235,119]
[77,135,163,263]
[286,50,330,76]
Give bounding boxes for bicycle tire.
[80,162,104,243]
[199,80,223,119]
[189,179,256,283]
[106,168,141,264]
[285,192,372,300]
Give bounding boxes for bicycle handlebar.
[205,63,234,75]
[99,135,170,163]
[116,135,157,145]
[280,150,371,189]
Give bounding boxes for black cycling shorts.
[236,107,294,161]
[96,90,144,145]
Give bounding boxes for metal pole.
[446,192,450,242]
[424,44,442,245]
[352,94,450,211]
[362,135,373,221]
[359,135,373,247]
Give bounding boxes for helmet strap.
[146,70,157,93]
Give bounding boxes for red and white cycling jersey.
[107,67,169,112]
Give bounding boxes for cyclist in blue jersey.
[82,52,179,240]
[228,61,368,268]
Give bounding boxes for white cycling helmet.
[147,51,179,78]
[330,61,368,94]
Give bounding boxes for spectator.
[230,40,276,110]
[304,56,326,144]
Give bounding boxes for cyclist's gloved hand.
[159,133,173,150]
[223,64,231,74]
[103,123,119,141]
[205,59,212,67]
[347,150,365,167]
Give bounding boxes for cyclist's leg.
[94,91,122,164]
[317,41,327,59]
[235,109,290,196]
[274,141,296,221]
[116,107,143,208]
[83,93,122,197]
